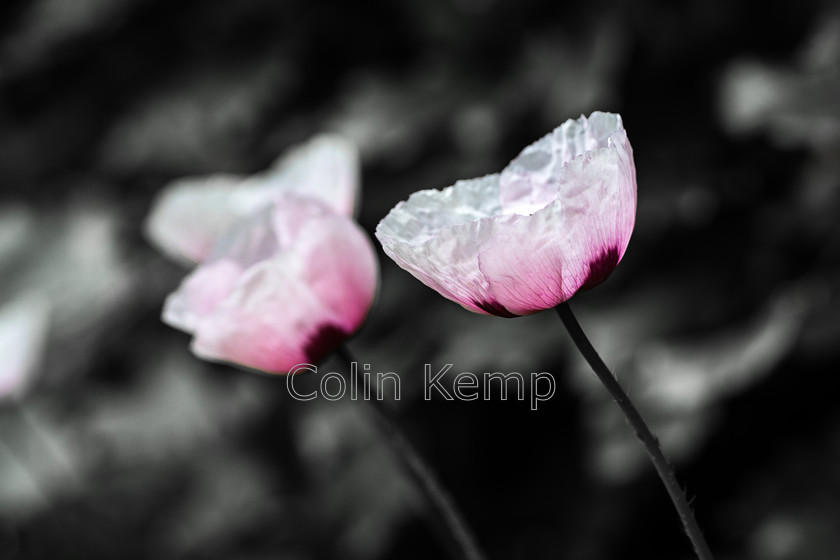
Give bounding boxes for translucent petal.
[191,215,377,373]
[376,111,636,316]
[190,256,327,372]
[261,134,360,217]
[162,259,244,333]
[479,139,634,313]
[377,175,503,315]
[145,134,360,264]
[499,111,625,215]
[144,174,276,263]
[295,216,379,334]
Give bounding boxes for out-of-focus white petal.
[190,214,377,374]
[0,295,50,400]
[207,205,281,267]
[145,134,360,265]
[295,216,379,336]
[190,256,327,373]
[262,134,360,217]
[168,195,377,374]
[162,260,244,334]
[144,175,275,263]
[269,194,336,250]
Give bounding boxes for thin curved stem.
[555,302,714,560]
[335,345,487,560]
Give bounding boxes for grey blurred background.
[1,0,840,558]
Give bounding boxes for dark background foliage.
[1,0,839,558]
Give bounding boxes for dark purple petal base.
[472,298,518,318]
[304,323,351,364]
[580,246,620,291]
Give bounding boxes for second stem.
[555,302,714,560]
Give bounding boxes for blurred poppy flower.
[162,193,378,374]
[145,134,359,264]
[149,135,377,374]
[376,111,636,317]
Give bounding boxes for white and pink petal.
[145,134,360,265]
[190,257,331,373]
[189,216,377,374]
[295,216,379,334]
[162,259,244,333]
[144,174,276,263]
[376,111,637,317]
[165,195,378,374]
[261,134,360,217]
[376,175,503,315]
[499,112,629,216]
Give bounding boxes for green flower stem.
[555,302,714,560]
[336,345,487,560]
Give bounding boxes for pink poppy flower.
[162,193,378,374]
[145,134,359,264]
[376,112,636,317]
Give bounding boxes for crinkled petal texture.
[163,195,378,374]
[376,111,636,317]
[145,134,359,263]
